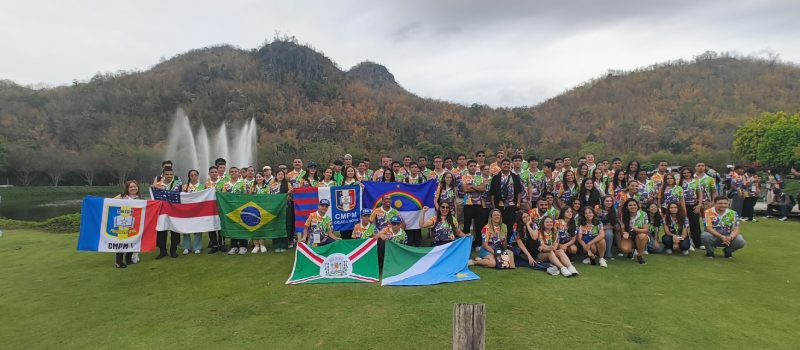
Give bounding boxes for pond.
[0,186,121,221]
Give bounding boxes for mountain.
[1,39,799,185]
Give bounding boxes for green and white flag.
[286,238,379,284]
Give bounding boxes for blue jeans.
[662,235,691,251]
[182,233,203,251]
[604,228,614,258]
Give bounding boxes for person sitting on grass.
[577,206,607,268]
[471,209,509,268]
[300,199,340,247]
[645,202,665,254]
[663,202,691,255]
[556,207,578,258]
[509,211,540,268]
[701,197,746,259]
[619,198,650,264]
[537,216,579,277]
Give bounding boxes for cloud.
[0,0,798,107]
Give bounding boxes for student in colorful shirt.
[300,199,340,247]
[679,167,703,249]
[701,197,746,258]
[657,174,686,216]
[252,172,269,195]
[527,157,546,204]
[555,170,579,209]
[352,209,376,239]
[371,195,402,232]
[577,206,607,267]
[435,171,459,218]
[556,207,579,258]
[180,169,204,255]
[536,216,579,277]
[461,160,487,246]
[153,166,182,260]
[299,161,321,187]
[420,204,464,246]
[404,162,427,184]
[598,195,618,260]
[662,202,691,254]
[619,198,650,264]
[579,178,602,209]
[637,170,655,206]
[511,155,531,210]
[223,167,248,255]
[591,168,607,196]
[341,166,360,186]
[269,170,293,253]
[471,209,509,268]
[377,216,407,245]
[243,166,256,194]
[645,203,664,254]
[112,180,142,268]
[377,166,396,183]
[287,158,306,188]
[694,162,717,211]
[609,169,627,209]
[741,168,761,222]
[318,168,336,187]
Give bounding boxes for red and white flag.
[151,188,220,233]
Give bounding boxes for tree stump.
[452,303,485,350]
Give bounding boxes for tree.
[0,138,6,170]
[757,120,800,170]
[41,148,76,186]
[733,112,789,161]
[7,146,39,186]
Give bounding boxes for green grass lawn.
[1,220,798,349]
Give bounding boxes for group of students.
[110,151,749,278]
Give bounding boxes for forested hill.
[1,39,800,185]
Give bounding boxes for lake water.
[0,187,120,221]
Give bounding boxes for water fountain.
[165,108,258,175]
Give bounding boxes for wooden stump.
[452,303,485,350]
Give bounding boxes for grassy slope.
[0,221,798,349]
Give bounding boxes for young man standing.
[489,150,505,176]
[490,159,523,232]
[287,158,305,188]
[651,160,670,189]
[527,157,546,205]
[511,155,531,211]
[418,156,430,176]
[455,153,468,175]
[153,166,182,259]
[475,150,487,169]
[461,160,487,247]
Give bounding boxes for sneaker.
[467,260,475,267]
[723,247,733,259]
[750,219,758,222]
[637,255,646,264]
[682,250,689,255]
[643,250,649,255]
[699,245,706,250]
[568,265,579,276]
[779,217,788,221]
[275,248,285,253]
[260,245,267,253]
[238,247,247,255]
[194,250,201,254]
[560,266,572,277]
[599,258,608,268]
[182,249,189,255]
[741,218,750,222]
[689,245,695,252]
[228,248,237,255]
[131,253,140,264]
[665,249,673,255]
[546,266,560,276]
[582,258,591,265]
[617,252,624,257]
[764,215,773,219]
[252,246,260,254]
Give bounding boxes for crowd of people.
[106,150,791,277]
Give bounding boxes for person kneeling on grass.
[300,199,340,247]
[577,206,607,268]
[619,199,650,265]
[701,197,746,259]
[471,209,514,268]
[662,202,691,255]
[352,209,376,239]
[537,216,579,277]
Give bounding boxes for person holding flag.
[152,166,182,260]
[352,209,376,239]
[300,199,340,247]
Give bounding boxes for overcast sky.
[1,0,798,107]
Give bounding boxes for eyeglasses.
[441,206,450,209]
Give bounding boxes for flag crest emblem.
[335,189,356,211]
[226,201,275,232]
[103,205,144,240]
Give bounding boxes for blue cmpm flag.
[381,236,479,286]
[361,180,436,229]
[77,196,161,252]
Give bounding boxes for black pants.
[463,205,487,247]
[115,252,133,265]
[767,204,790,217]
[208,231,225,248]
[340,230,353,240]
[499,205,518,234]
[742,197,758,219]
[156,230,180,254]
[662,235,692,251]
[686,203,702,247]
[406,229,422,247]
[377,239,386,271]
[230,239,248,248]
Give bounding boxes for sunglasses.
[441,206,450,209]
[320,204,330,207]
[477,154,485,157]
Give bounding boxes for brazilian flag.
[216,192,288,239]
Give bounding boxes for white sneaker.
[228,248,237,255]
[260,245,267,253]
[182,249,189,255]
[764,215,773,219]
[643,250,649,255]
[682,250,689,255]
[779,217,788,221]
[560,266,572,277]
[568,265,579,276]
[665,249,673,255]
[582,258,591,265]
[689,245,695,252]
[238,247,247,255]
[275,248,285,253]
[194,250,201,254]
[252,246,260,254]
[617,252,624,257]
[131,253,140,264]
[546,266,560,275]
[699,245,706,250]
[599,258,608,268]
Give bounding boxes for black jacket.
[489,172,523,207]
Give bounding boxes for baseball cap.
[319,199,330,206]
[389,216,402,224]
[344,154,353,159]
[262,165,271,171]
[361,208,372,216]
[308,161,318,168]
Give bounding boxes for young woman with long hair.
[577,206,607,267]
[536,216,579,277]
[112,180,142,268]
[662,202,691,255]
[620,198,650,264]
